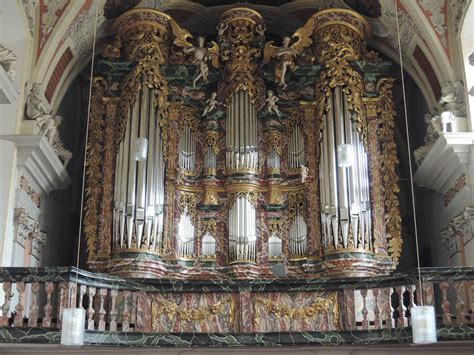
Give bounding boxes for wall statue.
[414,111,442,166]
[25,83,72,167]
[0,44,17,81]
[438,81,466,117]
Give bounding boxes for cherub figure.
[265,90,281,116]
[216,22,228,39]
[300,164,309,184]
[255,24,266,38]
[203,92,218,116]
[183,36,219,89]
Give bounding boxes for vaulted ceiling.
[17,0,470,110]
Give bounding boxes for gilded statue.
[300,165,310,183]
[263,20,313,89]
[202,92,218,116]
[265,90,282,116]
[182,36,219,89]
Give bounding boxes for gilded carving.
[217,8,266,108]
[84,76,107,259]
[375,78,402,263]
[151,295,234,329]
[267,185,283,205]
[203,187,220,206]
[253,294,339,328]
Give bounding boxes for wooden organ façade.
[85,7,402,279]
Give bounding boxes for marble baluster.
[453,281,465,324]
[97,288,107,331]
[406,284,416,325]
[28,282,40,327]
[372,288,382,330]
[78,285,87,309]
[395,286,407,328]
[0,282,12,326]
[57,282,74,327]
[439,282,452,324]
[42,282,54,327]
[109,290,118,332]
[360,289,369,330]
[87,286,96,330]
[384,287,395,329]
[421,282,435,306]
[122,291,131,332]
[14,282,25,326]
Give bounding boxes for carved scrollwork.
[84,76,107,259]
[375,78,402,263]
[217,8,266,109]
[253,294,339,328]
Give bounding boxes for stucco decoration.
[438,81,466,117]
[449,0,469,35]
[413,110,442,166]
[417,0,449,57]
[440,207,474,258]
[13,208,47,260]
[0,44,17,81]
[20,0,38,37]
[382,1,421,60]
[38,0,70,55]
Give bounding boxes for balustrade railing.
[0,267,472,337]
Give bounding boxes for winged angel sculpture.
[263,19,314,90]
[171,21,219,89]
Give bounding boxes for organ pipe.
[319,87,371,251]
[113,87,165,253]
[289,213,307,257]
[267,148,280,174]
[202,233,216,257]
[225,91,258,173]
[177,209,195,257]
[228,196,257,262]
[288,125,305,169]
[268,234,282,258]
[178,124,196,173]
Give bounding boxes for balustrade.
[0,267,471,340]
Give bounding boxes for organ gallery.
[84,6,402,279]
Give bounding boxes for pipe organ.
[85,7,402,279]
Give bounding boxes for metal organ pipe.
[225,91,258,172]
[289,213,307,257]
[288,125,305,169]
[319,88,372,252]
[228,196,256,262]
[113,86,166,253]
